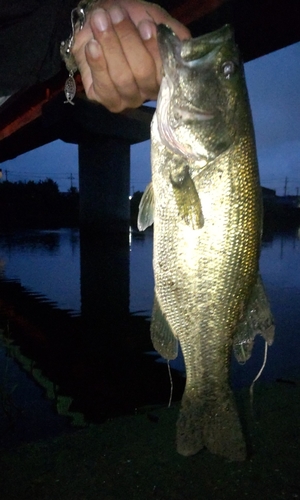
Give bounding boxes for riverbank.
[1,380,299,500]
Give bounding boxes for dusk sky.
[1,40,299,195]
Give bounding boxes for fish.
[138,24,274,461]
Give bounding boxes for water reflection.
[80,231,130,349]
[0,229,80,313]
[0,227,184,435]
[0,227,300,430]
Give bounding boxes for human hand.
[72,0,190,112]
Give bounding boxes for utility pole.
[296,187,299,197]
[68,173,74,189]
[4,169,8,181]
[284,176,288,196]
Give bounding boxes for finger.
[90,8,142,109]
[107,9,159,100]
[85,39,124,110]
[72,23,95,92]
[72,11,131,110]
[118,1,191,40]
[138,20,162,89]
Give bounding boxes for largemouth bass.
[138,24,274,461]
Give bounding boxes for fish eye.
[222,61,236,79]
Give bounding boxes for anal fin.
[150,292,178,360]
[233,274,275,364]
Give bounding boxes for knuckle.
[108,102,127,113]
[137,67,156,86]
[115,73,135,90]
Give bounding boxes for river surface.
[0,226,300,435]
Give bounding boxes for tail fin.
[176,389,246,461]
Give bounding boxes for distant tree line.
[0,181,147,229]
[0,179,79,229]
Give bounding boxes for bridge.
[0,0,299,231]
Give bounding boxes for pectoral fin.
[137,182,154,231]
[171,166,204,229]
[233,274,275,364]
[151,292,178,360]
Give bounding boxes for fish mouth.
[173,105,214,122]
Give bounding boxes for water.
[0,228,153,317]
[0,229,81,313]
[0,226,300,438]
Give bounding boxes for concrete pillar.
[78,137,130,233]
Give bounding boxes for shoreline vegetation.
[0,180,79,229]
[0,179,300,232]
[1,181,300,231]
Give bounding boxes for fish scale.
[138,24,274,461]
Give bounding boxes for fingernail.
[87,39,101,59]
[93,8,108,31]
[138,20,154,41]
[109,6,124,25]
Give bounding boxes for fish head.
[156,24,252,164]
